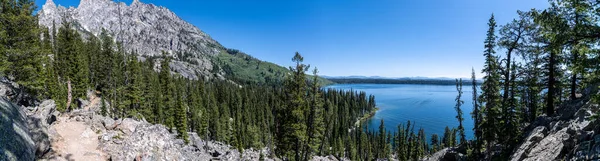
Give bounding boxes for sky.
[36,0,549,78]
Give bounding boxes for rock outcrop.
[38,0,223,80]
[510,91,600,161]
[0,97,36,161]
[25,100,59,158]
[423,148,466,161]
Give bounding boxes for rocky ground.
[1,79,351,161]
[510,89,600,161]
[27,97,270,161]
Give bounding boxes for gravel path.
[52,116,106,161]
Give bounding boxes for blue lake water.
[326,84,476,139]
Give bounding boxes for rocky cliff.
[39,0,226,80]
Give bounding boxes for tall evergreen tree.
[470,68,482,157]
[532,6,569,116]
[159,52,176,128]
[305,68,325,159]
[454,78,466,145]
[480,14,502,157]
[278,52,309,160]
[2,0,45,98]
[175,77,189,143]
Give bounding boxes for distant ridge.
[326,76,482,85]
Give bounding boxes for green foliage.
[214,49,333,86]
[305,68,325,158]
[1,0,46,98]
[480,14,502,158]
[159,52,176,129]
[175,77,189,143]
[430,134,440,152]
[455,78,466,145]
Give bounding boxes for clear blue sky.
[36,0,549,78]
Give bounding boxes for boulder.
[116,118,140,135]
[0,97,35,161]
[36,100,58,125]
[423,148,466,161]
[510,126,548,161]
[26,100,58,158]
[524,128,570,161]
[102,117,116,130]
[0,78,15,98]
[77,98,90,110]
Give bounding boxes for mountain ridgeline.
[38,0,331,86]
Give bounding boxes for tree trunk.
[547,50,556,116]
[570,51,578,100]
[66,79,72,112]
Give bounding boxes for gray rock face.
[511,126,548,160]
[510,97,600,161]
[0,97,35,161]
[38,0,224,80]
[25,100,58,157]
[422,148,466,161]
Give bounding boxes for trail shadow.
[65,154,75,161]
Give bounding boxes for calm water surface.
[326,84,476,139]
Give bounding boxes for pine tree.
[54,19,84,111]
[305,68,325,159]
[278,52,309,160]
[2,0,46,98]
[378,119,386,159]
[480,14,502,157]
[0,1,8,75]
[124,53,144,118]
[442,126,452,148]
[175,77,189,143]
[85,34,101,89]
[532,5,570,116]
[454,78,466,145]
[159,52,176,128]
[430,134,440,152]
[470,68,482,158]
[98,29,114,92]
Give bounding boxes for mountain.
[38,0,324,85]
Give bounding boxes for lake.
[326,84,476,139]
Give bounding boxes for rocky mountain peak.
[78,0,112,8]
[38,0,225,80]
[41,0,57,15]
[131,0,141,6]
[44,0,55,7]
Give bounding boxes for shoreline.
[354,107,379,127]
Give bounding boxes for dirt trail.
[52,116,106,161]
[51,95,106,160]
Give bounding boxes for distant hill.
[326,76,481,85]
